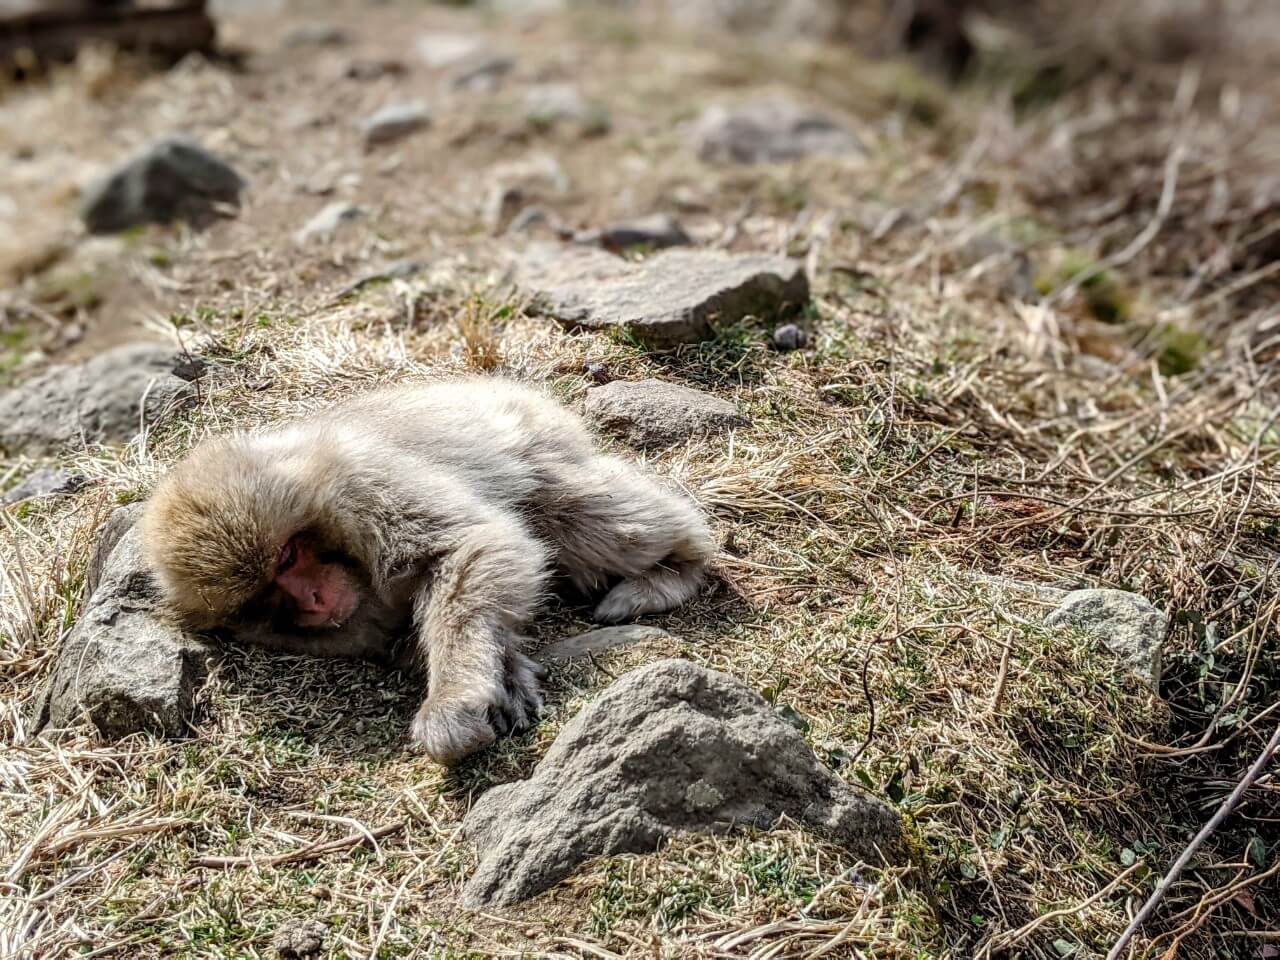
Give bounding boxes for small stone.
[514,245,809,347]
[0,343,205,455]
[38,520,215,739]
[80,138,245,234]
[272,918,326,960]
[344,58,407,81]
[294,202,363,244]
[416,32,486,68]
[524,84,610,135]
[1,468,86,505]
[692,98,863,164]
[461,659,901,906]
[582,361,611,384]
[584,379,748,450]
[283,22,347,47]
[1046,589,1167,688]
[359,102,430,148]
[451,53,514,92]
[771,323,808,351]
[538,624,671,662]
[573,213,691,252]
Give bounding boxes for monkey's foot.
[594,566,704,623]
[410,653,546,764]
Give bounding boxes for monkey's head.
[142,437,367,632]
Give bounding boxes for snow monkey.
[141,378,714,763]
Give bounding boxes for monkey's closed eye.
[277,538,299,573]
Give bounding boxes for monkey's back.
[309,378,596,508]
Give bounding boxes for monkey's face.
[265,533,364,629]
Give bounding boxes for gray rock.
[359,102,430,148]
[80,137,245,234]
[1046,589,1167,688]
[692,98,863,164]
[515,245,809,347]
[771,323,808,351]
[85,502,144,598]
[538,625,671,662]
[584,379,747,449]
[524,84,609,135]
[272,917,326,959]
[293,202,363,244]
[462,658,900,906]
[40,523,214,738]
[573,213,691,252]
[0,343,204,455]
[1,468,86,505]
[283,22,347,47]
[451,53,514,92]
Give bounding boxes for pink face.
[274,535,361,628]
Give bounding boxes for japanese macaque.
[141,378,714,763]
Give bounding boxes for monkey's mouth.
[295,598,358,630]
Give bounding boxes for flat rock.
[294,202,363,244]
[573,213,690,252]
[692,98,863,164]
[0,343,205,455]
[2,467,86,505]
[462,658,901,907]
[360,102,430,148]
[1046,588,1166,688]
[80,137,245,234]
[515,245,808,347]
[584,379,748,449]
[39,518,214,738]
[538,625,672,662]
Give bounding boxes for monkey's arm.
[407,513,550,763]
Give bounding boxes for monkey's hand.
[410,649,547,764]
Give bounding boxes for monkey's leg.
[547,455,715,623]
[409,519,550,763]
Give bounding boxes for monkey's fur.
[142,378,714,762]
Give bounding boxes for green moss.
[1155,324,1207,376]
[1035,252,1133,324]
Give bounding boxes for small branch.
[193,821,405,870]
[1105,724,1280,960]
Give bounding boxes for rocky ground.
[2,1,1279,958]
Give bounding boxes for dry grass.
[2,1,1279,958]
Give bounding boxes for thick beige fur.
[141,378,714,762]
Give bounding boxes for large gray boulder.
[80,138,245,234]
[462,659,900,907]
[692,98,863,164]
[0,344,205,455]
[1046,589,1167,688]
[38,507,214,738]
[584,379,747,449]
[515,245,808,347]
